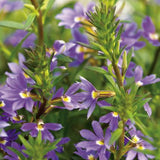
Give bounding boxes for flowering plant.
[0,0,160,159]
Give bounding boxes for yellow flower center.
[132,135,140,143]
[76,46,95,54]
[96,140,104,145]
[23,72,30,79]
[61,96,71,102]
[112,112,118,117]
[136,144,145,150]
[46,47,55,55]
[36,120,44,131]
[19,91,30,99]
[149,33,159,40]
[0,139,7,145]
[88,154,96,160]
[0,101,5,108]
[12,115,23,121]
[136,81,143,87]
[74,16,86,23]
[91,90,98,99]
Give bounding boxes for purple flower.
[5,53,34,84]
[0,121,10,137]
[56,2,95,28]
[5,30,36,48]
[51,83,82,110]
[0,94,14,115]
[0,0,23,12]
[21,120,62,142]
[79,77,115,119]
[120,23,145,50]
[142,16,160,46]
[134,66,160,86]
[74,147,98,160]
[126,130,154,160]
[76,121,111,160]
[99,112,119,131]
[0,74,34,112]
[45,137,70,160]
[0,129,20,151]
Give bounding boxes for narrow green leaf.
[24,13,36,30]
[109,128,123,145]
[36,131,42,145]
[56,54,72,63]
[23,68,35,81]
[86,66,107,74]
[19,135,33,151]
[0,21,24,30]
[52,73,68,87]
[101,106,117,112]
[42,0,55,23]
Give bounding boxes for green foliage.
[87,2,124,63]
[18,132,61,160]
[109,128,123,145]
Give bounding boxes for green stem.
[30,0,44,46]
[112,61,123,87]
[116,121,125,160]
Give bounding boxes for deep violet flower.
[5,30,36,48]
[76,121,111,160]
[0,0,23,12]
[134,66,160,86]
[0,74,34,112]
[79,76,115,119]
[142,16,160,46]
[21,120,62,142]
[56,2,95,28]
[45,137,70,160]
[0,129,20,151]
[99,112,119,131]
[4,142,27,160]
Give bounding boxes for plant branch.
[112,61,123,87]
[30,0,44,46]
